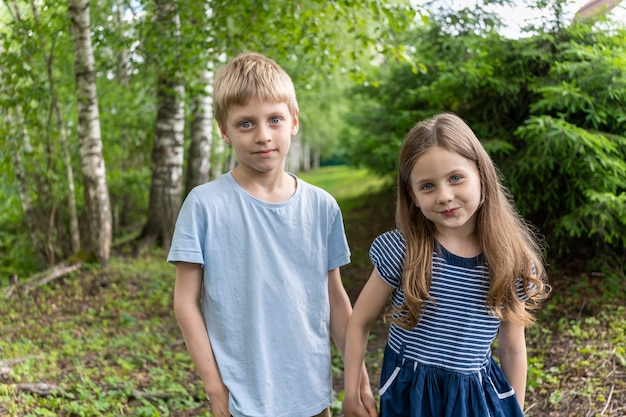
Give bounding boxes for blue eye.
[270,116,281,124]
[451,175,462,182]
[240,121,252,129]
[422,183,434,191]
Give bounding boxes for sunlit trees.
[0,0,417,276]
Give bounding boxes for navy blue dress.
[370,231,525,417]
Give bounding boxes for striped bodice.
[370,230,500,373]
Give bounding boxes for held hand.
[207,383,230,417]
[343,393,378,417]
[360,384,378,417]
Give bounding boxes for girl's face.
[409,146,482,238]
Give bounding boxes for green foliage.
[0,187,42,278]
[338,4,626,260]
[513,116,626,249]
[108,168,151,234]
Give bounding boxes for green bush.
[339,12,626,260]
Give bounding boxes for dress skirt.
[378,344,525,417]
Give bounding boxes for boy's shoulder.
[295,176,339,205]
[188,172,234,196]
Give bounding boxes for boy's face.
[220,98,299,176]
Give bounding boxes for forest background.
[0,0,625,416]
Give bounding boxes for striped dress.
[370,230,525,417]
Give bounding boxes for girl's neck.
[436,234,481,258]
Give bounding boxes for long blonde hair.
[394,112,550,329]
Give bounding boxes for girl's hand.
[359,382,378,416]
[343,394,379,417]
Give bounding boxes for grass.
[298,165,390,211]
[1,165,625,416]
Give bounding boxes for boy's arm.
[498,320,527,412]
[173,262,230,417]
[342,269,393,417]
[328,267,377,417]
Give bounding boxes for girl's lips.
[441,208,459,217]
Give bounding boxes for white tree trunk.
[210,135,227,179]
[140,0,185,251]
[302,141,311,171]
[287,136,301,174]
[115,0,129,85]
[54,98,81,254]
[69,0,112,266]
[186,69,214,193]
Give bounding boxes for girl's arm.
[173,262,230,417]
[328,268,377,416]
[342,269,394,417]
[498,320,527,412]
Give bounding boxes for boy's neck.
[231,166,297,203]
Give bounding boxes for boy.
[168,52,375,417]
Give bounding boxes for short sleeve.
[327,204,351,271]
[369,230,406,289]
[167,190,206,266]
[515,263,539,301]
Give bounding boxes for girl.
[342,113,550,417]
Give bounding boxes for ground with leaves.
[1,186,624,416]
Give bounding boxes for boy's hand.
[207,383,230,417]
[343,394,378,417]
[360,384,378,416]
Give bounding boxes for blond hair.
[213,52,299,129]
[395,112,550,329]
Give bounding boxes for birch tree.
[182,2,215,194]
[68,0,112,266]
[186,68,213,193]
[138,0,185,251]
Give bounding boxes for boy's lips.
[254,149,275,157]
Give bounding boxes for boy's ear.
[291,111,300,136]
[219,126,231,144]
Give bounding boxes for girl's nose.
[437,186,453,203]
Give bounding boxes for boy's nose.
[255,126,271,143]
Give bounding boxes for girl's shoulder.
[370,230,406,284]
[372,229,406,250]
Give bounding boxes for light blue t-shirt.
[167,172,350,417]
